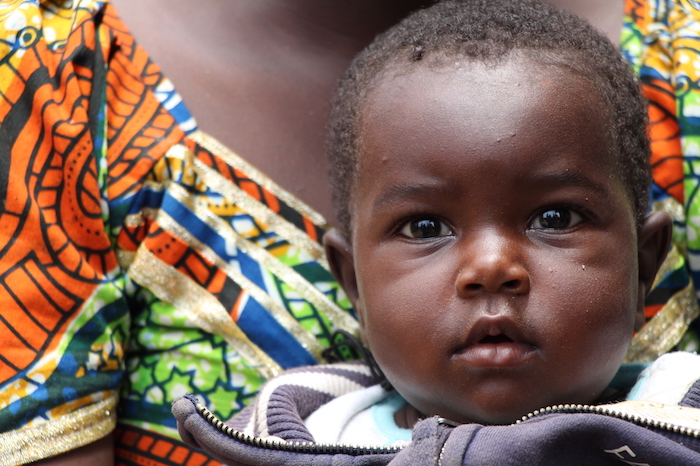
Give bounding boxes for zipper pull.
[437,418,461,466]
[438,417,461,428]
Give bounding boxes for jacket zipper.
[196,402,404,456]
[436,404,700,466]
[516,403,700,437]
[198,401,700,460]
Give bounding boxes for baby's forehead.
[346,53,640,234]
[361,52,610,130]
[329,2,650,236]
[357,54,615,167]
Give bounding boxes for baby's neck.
[394,385,629,429]
[394,403,424,429]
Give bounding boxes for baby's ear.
[323,228,360,307]
[635,211,673,330]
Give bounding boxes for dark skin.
[324,55,672,428]
[43,0,625,462]
[110,0,434,222]
[33,435,114,466]
[42,1,434,463]
[111,0,622,224]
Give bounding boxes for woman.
[14,1,695,464]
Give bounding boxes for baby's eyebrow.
[532,171,609,195]
[372,171,608,210]
[373,182,451,209]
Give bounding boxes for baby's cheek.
[566,238,638,307]
[560,266,637,359]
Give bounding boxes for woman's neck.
[248,0,435,50]
[110,0,434,222]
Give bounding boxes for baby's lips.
[462,315,532,347]
[452,315,537,368]
[456,340,537,368]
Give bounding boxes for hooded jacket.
[173,358,700,465]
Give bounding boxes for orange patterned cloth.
[2,1,700,464]
[621,0,700,362]
[0,2,354,464]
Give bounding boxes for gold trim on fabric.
[0,394,116,466]
[128,249,281,379]
[166,183,359,337]
[190,130,330,230]
[155,208,327,361]
[608,399,700,431]
[123,207,160,229]
[652,197,685,223]
[116,248,136,270]
[653,243,682,289]
[625,283,700,363]
[191,155,330,270]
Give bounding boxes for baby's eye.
[399,217,452,239]
[530,208,582,230]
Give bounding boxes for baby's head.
[324,0,672,426]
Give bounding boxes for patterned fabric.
[3,0,700,464]
[0,1,355,465]
[621,0,700,362]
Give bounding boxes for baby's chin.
[399,399,525,427]
[409,395,589,427]
[394,372,616,427]
[430,406,530,427]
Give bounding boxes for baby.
[173,1,700,464]
[321,0,670,430]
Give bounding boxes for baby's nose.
[455,233,530,297]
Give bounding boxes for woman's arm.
[33,435,114,466]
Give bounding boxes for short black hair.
[328,0,650,237]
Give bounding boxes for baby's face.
[347,56,646,425]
